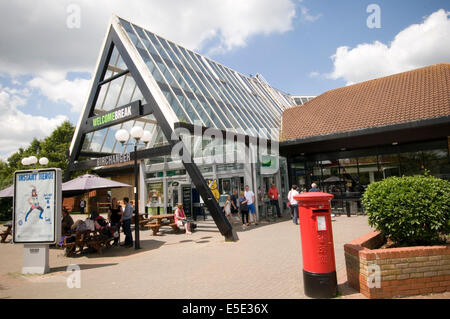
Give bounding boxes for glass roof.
[79,17,301,156]
[117,18,297,141]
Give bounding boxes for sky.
[0,0,449,161]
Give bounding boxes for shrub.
[361,174,450,246]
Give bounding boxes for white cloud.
[0,85,67,159]
[27,73,90,113]
[0,0,297,78]
[299,4,322,23]
[328,9,450,85]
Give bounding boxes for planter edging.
[344,231,450,298]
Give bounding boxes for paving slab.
[1,214,444,299]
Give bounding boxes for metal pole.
[134,143,141,249]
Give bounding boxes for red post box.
[294,192,337,298]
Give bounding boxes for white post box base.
[22,244,50,274]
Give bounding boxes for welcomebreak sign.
[13,168,62,244]
[85,100,141,132]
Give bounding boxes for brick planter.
[344,231,450,298]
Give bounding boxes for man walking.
[244,185,257,225]
[268,183,281,218]
[121,197,133,248]
[288,185,299,225]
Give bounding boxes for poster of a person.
[14,170,61,243]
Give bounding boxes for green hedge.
[361,174,450,246]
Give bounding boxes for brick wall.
[344,231,450,298]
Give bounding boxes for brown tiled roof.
[282,63,450,141]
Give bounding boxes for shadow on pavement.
[49,263,118,273]
[58,239,166,259]
[337,281,364,298]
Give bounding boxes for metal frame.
[67,17,236,241]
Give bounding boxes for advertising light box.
[13,168,61,244]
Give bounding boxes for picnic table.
[62,229,114,256]
[144,214,180,235]
[1,221,12,243]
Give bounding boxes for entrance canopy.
[66,15,298,241]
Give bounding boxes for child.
[223,195,233,224]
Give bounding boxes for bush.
[361,174,450,246]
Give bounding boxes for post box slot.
[312,209,328,213]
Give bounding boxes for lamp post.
[115,126,151,250]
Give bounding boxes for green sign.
[88,100,141,131]
[92,105,133,127]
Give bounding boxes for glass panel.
[379,154,401,178]
[423,149,450,180]
[399,152,423,176]
[81,132,94,152]
[101,75,126,111]
[357,156,383,187]
[116,74,136,106]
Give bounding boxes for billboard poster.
[13,169,61,244]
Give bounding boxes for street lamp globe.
[115,129,129,144]
[130,126,144,141]
[28,156,38,165]
[39,157,49,166]
[141,130,151,144]
[21,157,29,166]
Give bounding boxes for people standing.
[268,183,281,218]
[61,208,74,236]
[121,197,133,248]
[223,195,234,224]
[108,197,122,247]
[238,191,249,227]
[244,185,257,225]
[230,189,240,222]
[174,203,192,235]
[79,199,86,214]
[288,185,300,225]
[309,183,320,192]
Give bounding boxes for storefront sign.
[96,152,131,167]
[13,169,62,244]
[86,100,141,132]
[261,155,279,175]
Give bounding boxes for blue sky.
[210,0,450,95]
[0,0,449,160]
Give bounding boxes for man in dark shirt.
[230,189,240,221]
[61,208,74,236]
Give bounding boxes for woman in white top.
[287,185,300,225]
[223,195,234,224]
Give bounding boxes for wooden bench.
[86,232,114,255]
[1,224,12,243]
[144,221,180,236]
[62,231,91,257]
[62,230,114,256]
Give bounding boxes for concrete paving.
[0,214,444,299]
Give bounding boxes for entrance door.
[181,185,192,219]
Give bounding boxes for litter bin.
[294,192,337,298]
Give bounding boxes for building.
[67,15,303,240]
[291,95,315,105]
[280,63,450,215]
